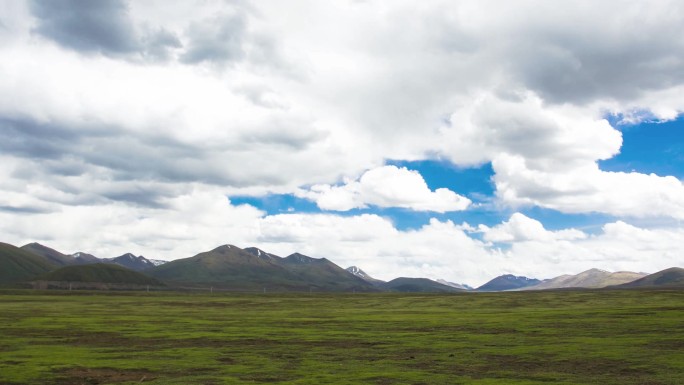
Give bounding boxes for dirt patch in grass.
[455,355,659,383]
[51,367,156,384]
[647,339,684,350]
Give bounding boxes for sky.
[1,0,683,286]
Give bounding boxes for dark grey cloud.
[29,0,182,62]
[100,186,173,209]
[180,13,247,65]
[30,0,140,55]
[239,123,327,150]
[0,115,299,209]
[510,37,684,104]
[0,205,53,214]
[142,28,182,61]
[0,117,81,160]
[0,116,188,208]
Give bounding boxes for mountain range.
[1,241,682,292]
[475,274,541,291]
[105,253,159,271]
[611,267,684,289]
[521,269,647,290]
[148,245,374,292]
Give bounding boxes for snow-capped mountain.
[243,247,281,262]
[69,252,100,265]
[107,253,157,271]
[436,279,473,291]
[346,266,385,285]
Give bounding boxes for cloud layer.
[297,165,471,212]
[1,0,683,283]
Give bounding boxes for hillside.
[381,277,465,293]
[279,253,373,291]
[148,245,297,287]
[525,269,646,290]
[612,267,684,288]
[20,242,74,266]
[476,274,541,292]
[0,242,57,283]
[37,263,163,286]
[149,245,375,292]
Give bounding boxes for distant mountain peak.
[147,244,377,292]
[20,242,74,266]
[382,277,465,293]
[476,274,541,292]
[284,253,318,263]
[345,266,385,284]
[346,265,368,277]
[69,252,100,264]
[109,253,155,271]
[211,244,237,253]
[436,279,473,291]
[244,247,280,260]
[525,268,647,290]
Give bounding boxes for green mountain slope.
[20,242,74,266]
[278,253,374,291]
[148,245,295,287]
[37,263,163,286]
[148,245,375,292]
[0,242,57,283]
[612,267,684,288]
[381,277,465,293]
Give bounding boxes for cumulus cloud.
[180,12,247,65]
[1,186,682,286]
[297,165,471,212]
[2,0,684,283]
[492,154,684,219]
[30,0,140,55]
[0,186,264,260]
[481,213,586,243]
[253,211,683,286]
[28,0,182,61]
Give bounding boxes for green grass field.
[0,289,682,384]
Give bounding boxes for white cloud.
[297,165,471,212]
[253,211,684,286]
[0,184,265,260]
[482,213,586,243]
[492,154,684,219]
[1,186,682,287]
[1,0,684,283]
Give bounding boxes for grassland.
[0,289,682,384]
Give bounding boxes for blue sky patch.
[600,116,684,178]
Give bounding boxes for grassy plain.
[0,289,682,384]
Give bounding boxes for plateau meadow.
[0,289,683,384]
